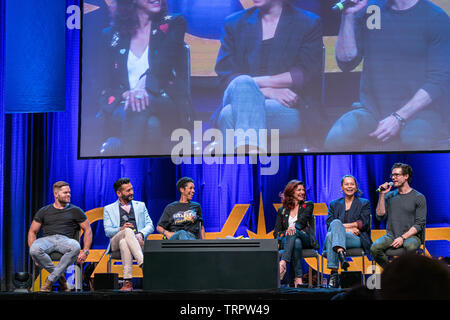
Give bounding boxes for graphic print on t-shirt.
[173,209,197,225]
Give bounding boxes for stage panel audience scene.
[0,0,449,306]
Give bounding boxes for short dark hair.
[114,177,130,193]
[53,181,69,192]
[392,163,412,183]
[176,177,194,192]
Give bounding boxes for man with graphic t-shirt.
[28,181,92,292]
[157,177,205,240]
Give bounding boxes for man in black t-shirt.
[157,177,205,240]
[28,181,92,292]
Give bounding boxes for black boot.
[338,250,350,271]
[328,271,339,288]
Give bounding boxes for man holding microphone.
[370,163,427,268]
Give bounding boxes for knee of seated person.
[370,243,382,256]
[112,106,126,122]
[330,219,343,229]
[68,239,81,252]
[147,116,162,133]
[403,240,419,252]
[217,105,233,128]
[228,75,254,88]
[29,243,43,258]
[293,237,303,250]
[123,227,135,237]
[227,75,260,95]
[400,121,437,149]
[324,130,351,151]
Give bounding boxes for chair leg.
[75,263,83,291]
[107,256,111,274]
[316,255,320,288]
[308,268,313,287]
[362,255,365,286]
[320,254,324,287]
[32,265,38,292]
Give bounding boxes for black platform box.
[143,239,278,290]
[94,273,118,290]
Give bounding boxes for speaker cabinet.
[143,239,278,290]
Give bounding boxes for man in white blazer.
[103,177,154,291]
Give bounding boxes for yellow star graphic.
[247,193,274,239]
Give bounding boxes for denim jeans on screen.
[324,106,442,152]
[217,75,301,149]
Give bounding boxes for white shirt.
[127,46,149,90]
[288,215,298,229]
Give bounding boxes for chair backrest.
[312,203,328,216]
[80,207,104,237]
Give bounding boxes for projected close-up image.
[79,0,449,158]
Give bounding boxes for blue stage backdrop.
[0,0,449,290]
[0,0,5,289]
[4,0,65,113]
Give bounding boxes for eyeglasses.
[390,173,403,178]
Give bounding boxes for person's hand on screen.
[122,88,149,112]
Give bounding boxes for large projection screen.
[78,0,449,158]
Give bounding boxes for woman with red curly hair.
[97,0,194,156]
[274,179,318,287]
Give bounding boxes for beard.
[121,194,133,203]
[57,195,70,205]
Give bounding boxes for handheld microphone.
[376,182,394,192]
[332,0,358,11]
[122,215,136,232]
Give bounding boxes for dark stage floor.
[0,287,344,301]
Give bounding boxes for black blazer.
[215,3,322,93]
[211,3,324,130]
[98,14,194,128]
[273,201,319,250]
[326,197,373,254]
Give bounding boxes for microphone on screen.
[332,0,359,11]
[376,182,394,192]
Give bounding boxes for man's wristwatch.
[400,235,406,241]
[82,249,90,256]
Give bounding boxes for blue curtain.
[0,0,5,290]
[4,0,65,113]
[0,0,449,290]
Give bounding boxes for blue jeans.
[170,230,197,240]
[324,105,442,152]
[280,230,311,277]
[324,219,362,269]
[29,234,80,283]
[217,75,301,149]
[370,234,421,268]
